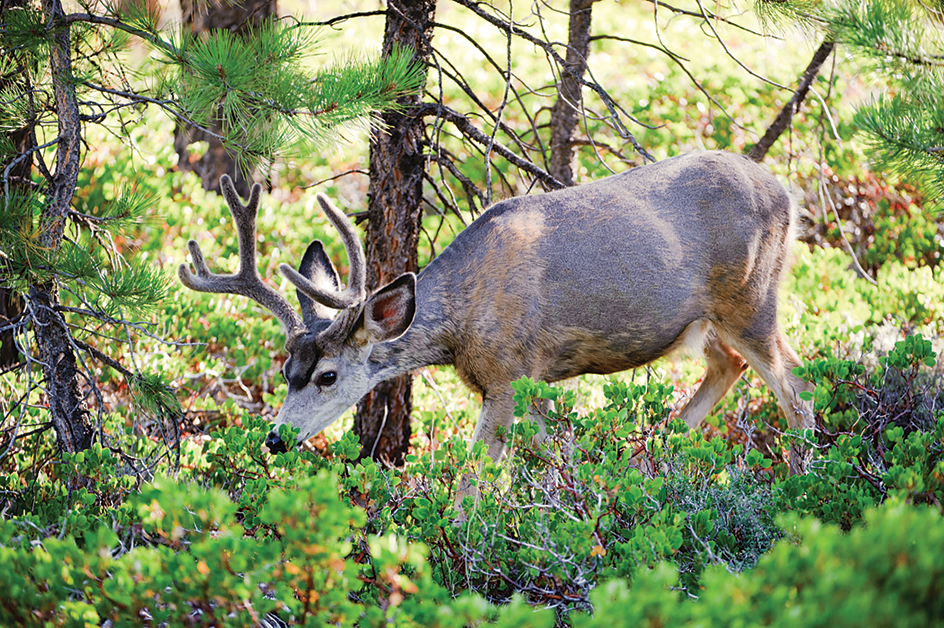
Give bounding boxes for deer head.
[178,176,416,452]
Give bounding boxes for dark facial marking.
[283,332,323,391]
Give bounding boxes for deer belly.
[538,321,692,382]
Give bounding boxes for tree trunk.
[30,286,94,452]
[35,0,95,453]
[548,0,599,187]
[0,289,22,369]
[354,0,435,466]
[173,0,277,196]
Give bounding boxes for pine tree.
[0,0,423,465]
[755,0,944,208]
[173,0,278,196]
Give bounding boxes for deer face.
[177,181,415,454]
[265,273,417,453]
[266,333,372,451]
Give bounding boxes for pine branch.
[61,12,182,60]
[753,0,825,31]
[68,13,424,169]
[93,264,171,316]
[826,0,944,69]
[73,337,133,379]
[56,304,199,348]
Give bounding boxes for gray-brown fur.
[180,151,813,472]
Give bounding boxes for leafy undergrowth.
[0,331,942,626]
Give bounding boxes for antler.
[279,193,366,311]
[178,175,304,334]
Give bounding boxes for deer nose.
[265,429,289,454]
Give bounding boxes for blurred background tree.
[173,0,278,196]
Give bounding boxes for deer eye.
[316,371,338,387]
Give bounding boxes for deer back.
[416,150,795,394]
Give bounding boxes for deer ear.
[297,241,340,325]
[355,273,416,345]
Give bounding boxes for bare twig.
[414,102,567,190]
[450,0,653,162]
[693,0,790,91]
[749,39,836,162]
[642,0,777,38]
[301,168,369,190]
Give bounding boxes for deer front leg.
[455,391,517,509]
[470,391,517,464]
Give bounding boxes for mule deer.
[179,151,813,472]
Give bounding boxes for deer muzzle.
[265,429,290,454]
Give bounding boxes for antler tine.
[279,193,367,310]
[178,175,303,334]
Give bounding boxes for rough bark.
[354,0,435,466]
[34,0,95,453]
[0,290,22,369]
[748,39,835,162]
[549,0,599,187]
[0,125,25,369]
[30,287,93,453]
[173,0,277,196]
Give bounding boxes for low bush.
[338,377,788,613]
[0,327,941,626]
[785,334,944,529]
[576,500,944,628]
[0,462,558,627]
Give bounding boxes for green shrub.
[339,376,786,612]
[783,334,944,528]
[575,500,944,628]
[0,466,556,627]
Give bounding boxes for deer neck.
[366,270,455,380]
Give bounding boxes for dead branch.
[749,39,836,162]
[414,102,567,190]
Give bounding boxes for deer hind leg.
[719,326,814,473]
[676,330,749,429]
